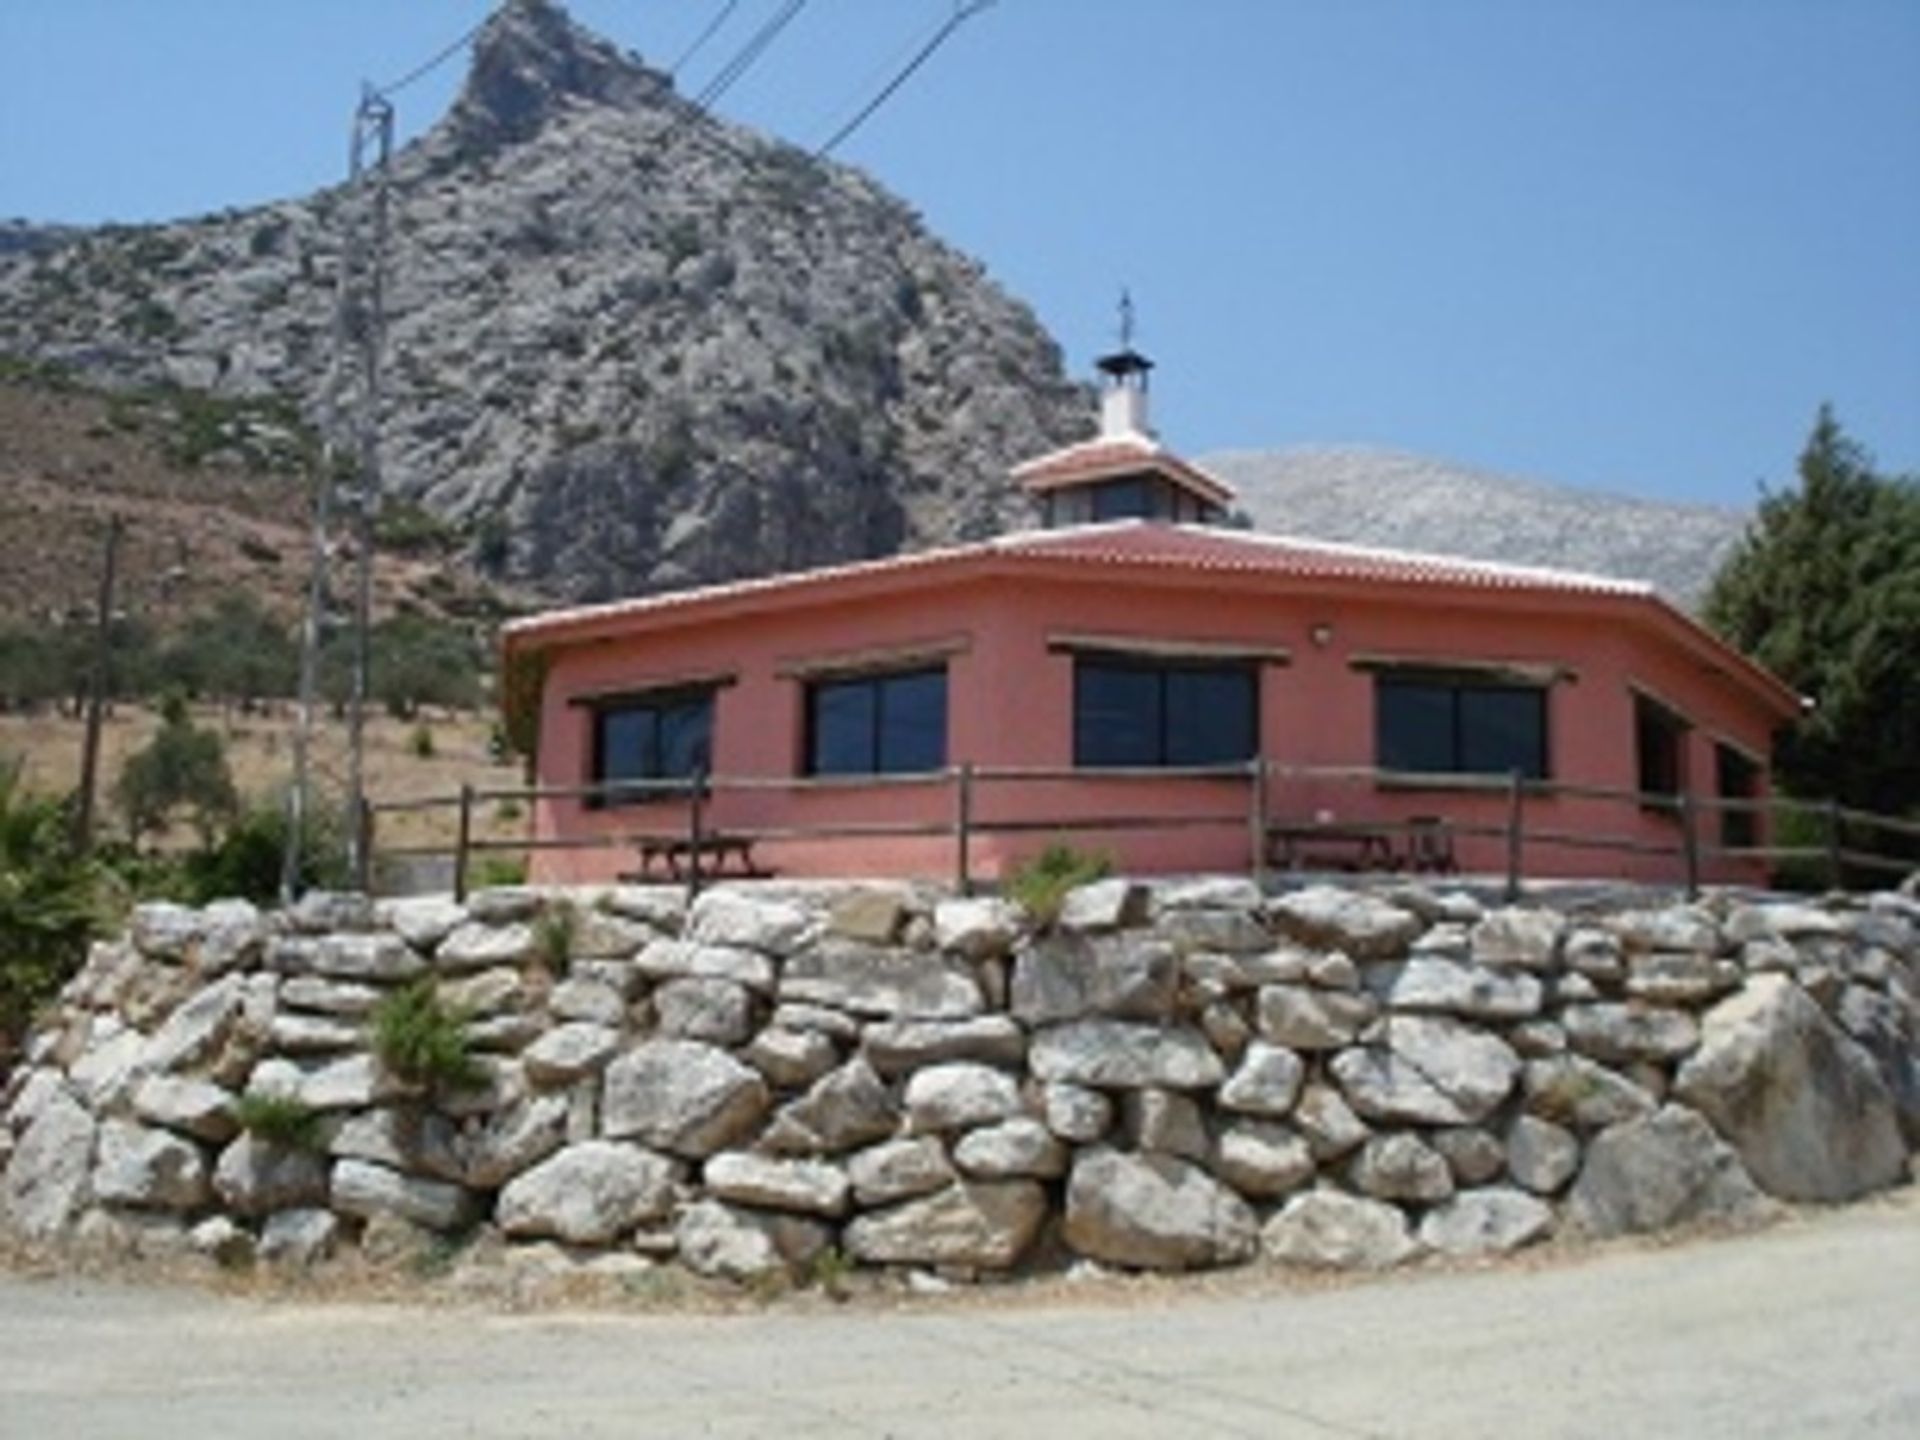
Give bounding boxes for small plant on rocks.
[370,980,484,1093]
[1006,842,1113,928]
[532,903,577,977]
[232,1091,323,1150]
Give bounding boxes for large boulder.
[1063,1148,1256,1270]
[212,1134,330,1217]
[633,939,775,992]
[331,1158,477,1231]
[1256,984,1374,1050]
[843,1180,1046,1269]
[1,1087,97,1241]
[847,1136,954,1206]
[953,1118,1068,1180]
[686,889,813,957]
[1374,957,1544,1021]
[496,1142,679,1244]
[860,1016,1025,1076]
[1009,932,1177,1024]
[703,1152,850,1217]
[675,1199,830,1280]
[91,1120,210,1211]
[1331,1017,1518,1126]
[1672,976,1907,1202]
[1562,1004,1699,1065]
[1418,1187,1553,1257]
[904,1063,1024,1133]
[601,1041,769,1158]
[761,1058,899,1154]
[1566,1105,1771,1237]
[1262,1190,1418,1270]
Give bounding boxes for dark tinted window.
[1636,695,1688,799]
[1376,676,1547,779]
[1075,658,1257,768]
[1716,743,1758,847]
[592,691,712,800]
[807,667,947,776]
[1091,477,1154,521]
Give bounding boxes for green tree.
[1704,407,1920,815]
[114,693,239,846]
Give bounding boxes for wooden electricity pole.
[71,512,125,852]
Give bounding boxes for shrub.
[0,758,100,1062]
[232,1091,322,1150]
[469,853,527,888]
[532,903,575,976]
[410,722,435,759]
[114,693,238,846]
[1005,842,1113,927]
[370,980,483,1092]
[179,793,350,906]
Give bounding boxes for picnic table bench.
[1267,816,1457,874]
[621,833,772,883]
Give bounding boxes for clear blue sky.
[3,1,1916,509]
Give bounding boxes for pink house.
[502,344,1799,888]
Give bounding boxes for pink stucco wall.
[518,558,1788,888]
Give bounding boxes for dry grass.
[0,702,527,853]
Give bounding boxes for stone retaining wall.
[4,876,1916,1287]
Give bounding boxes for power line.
[670,0,745,79]
[665,0,812,147]
[815,0,994,158]
[373,10,492,99]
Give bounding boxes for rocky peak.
[449,0,672,153]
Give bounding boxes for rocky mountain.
[0,0,1088,603]
[1205,446,1750,608]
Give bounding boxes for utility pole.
[71,512,124,852]
[285,84,393,899]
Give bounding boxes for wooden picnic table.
[622,833,771,883]
[1268,822,1398,872]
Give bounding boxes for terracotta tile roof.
[1011,432,1238,506]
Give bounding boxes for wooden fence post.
[453,782,473,904]
[686,769,708,906]
[1248,754,1268,890]
[1503,769,1524,903]
[954,762,974,897]
[356,797,376,897]
[1677,791,1700,901]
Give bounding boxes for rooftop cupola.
[1012,294,1237,529]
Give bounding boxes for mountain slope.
[0,0,1088,604]
[1205,445,1749,607]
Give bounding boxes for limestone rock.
[904,1062,1023,1132]
[131,1075,237,1144]
[1431,1127,1506,1186]
[676,1199,829,1279]
[1215,1120,1316,1197]
[288,891,375,934]
[1567,1105,1770,1237]
[141,974,244,1073]
[1157,907,1272,955]
[259,1207,339,1267]
[1293,1082,1372,1160]
[189,1214,256,1267]
[497,1141,679,1243]
[1672,975,1907,1202]
[463,1094,569,1188]
[847,1136,954,1206]
[466,886,543,924]
[780,939,981,1019]
[1155,876,1264,912]
[72,1026,152,1109]
[1563,928,1626,984]
[952,1117,1067,1180]
[1010,931,1177,1024]
[686,889,813,957]
[844,1180,1046,1269]
[280,976,385,1017]
[704,1151,850,1216]
[130,901,204,961]
[1375,957,1544,1020]
[213,1135,329,1217]
[1522,1054,1658,1131]
[1122,1087,1211,1161]
[436,922,537,972]
[380,895,468,952]
[327,1107,463,1183]
[297,1054,407,1112]
[602,1041,769,1158]
[1607,906,1720,955]
[567,908,656,960]
[827,889,909,945]
[1625,954,1741,1006]
[761,1057,897,1154]
[90,1120,209,1211]
[1029,1019,1225,1090]
[1834,984,1920,1145]
[1351,1131,1454,1203]
[1062,1148,1256,1270]
[861,1015,1025,1076]
[1469,908,1563,971]
[547,977,627,1026]
[1256,984,1374,1049]
[1056,878,1148,934]
[1563,1004,1700,1065]
[268,1013,362,1054]
[1269,886,1423,959]
[1505,1115,1580,1194]
[744,1027,840,1088]
[198,900,266,975]
[633,938,775,992]
[653,977,753,1045]
[1262,1190,1418,1270]
[1040,1082,1112,1143]
[1,1087,97,1241]
[315,933,430,983]
[1218,1041,1306,1117]
[1419,1187,1553,1256]
[932,897,1022,960]
[331,1158,477,1232]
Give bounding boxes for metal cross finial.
[1118,288,1135,351]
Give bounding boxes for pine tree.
[1704,407,1920,814]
